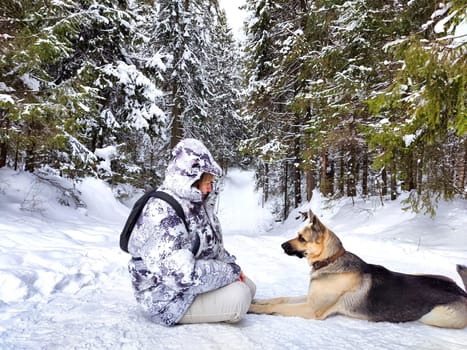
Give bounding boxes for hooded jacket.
[127,139,241,326]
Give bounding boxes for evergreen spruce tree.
[241,0,464,217]
[242,0,288,214]
[207,10,245,168]
[2,0,463,216]
[0,0,164,183]
[368,1,466,215]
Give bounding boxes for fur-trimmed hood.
[161,138,222,202]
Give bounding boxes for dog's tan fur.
[249,211,467,328]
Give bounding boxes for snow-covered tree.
[0,1,173,187]
[241,0,465,218]
[145,0,244,166]
[242,0,286,207]
[205,10,245,168]
[367,1,466,215]
[1,1,157,179]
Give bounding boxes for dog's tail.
[456,265,467,290]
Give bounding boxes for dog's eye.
[298,235,306,242]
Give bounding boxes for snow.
[0,167,466,349]
[452,13,467,47]
[19,73,40,92]
[0,83,15,93]
[431,2,451,20]
[0,94,15,104]
[403,134,415,147]
[95,146,118,175]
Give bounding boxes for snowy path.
[0,168,466,349]
[217,168,274,236]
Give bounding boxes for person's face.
[198,173,215,195]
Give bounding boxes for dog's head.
[281,210,341,265]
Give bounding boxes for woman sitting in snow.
[126,138,255,326]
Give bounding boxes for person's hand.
[239,271,246,282]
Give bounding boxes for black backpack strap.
[119,190,200,256]
[151,191,188,230]
[119,189,158,253]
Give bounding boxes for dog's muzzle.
[282,242,304,258]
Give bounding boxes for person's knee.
[245,277,256,298]
[227,282,253,323]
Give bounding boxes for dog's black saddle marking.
[362,264,466,322]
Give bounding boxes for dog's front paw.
[252,297,288,305]
[248,303,268,314]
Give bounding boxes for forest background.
[0,0,465,219]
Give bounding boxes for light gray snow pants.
[178,276,256,324]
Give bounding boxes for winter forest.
[0,0,466,219]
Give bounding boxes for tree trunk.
[381,167,388,196]
[402,152,416,191]
[263,162,269,204]
[293,164,301,208]
[321,150,328,195]
[90,130,97,153]
[346,143,357,197]
[0,141,6,168]
[417,145,424,195]
[0,110,8,168]
[303,126,314,201]
[170,86,183,149]
[14,135,20,171]
[455,141,466,193]
[320,150,334,196]
[305,168,314,201]
[338,147,344,195]
[293,129,301,208]
[283,161,289,220]
[409,153,416,191]
[362,149,368,196]
[25,145,35,172]
[24,122,35,172]
[390,160,397,200]
[169,2,186,149]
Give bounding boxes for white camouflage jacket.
[127,139,241,326]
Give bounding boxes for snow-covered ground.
[0,167,466,349]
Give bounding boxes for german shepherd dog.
[249,211,467,328]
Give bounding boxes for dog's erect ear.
[311,214,325,235]
[308,210,314,223]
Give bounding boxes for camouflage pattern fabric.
[127,139,241,326]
